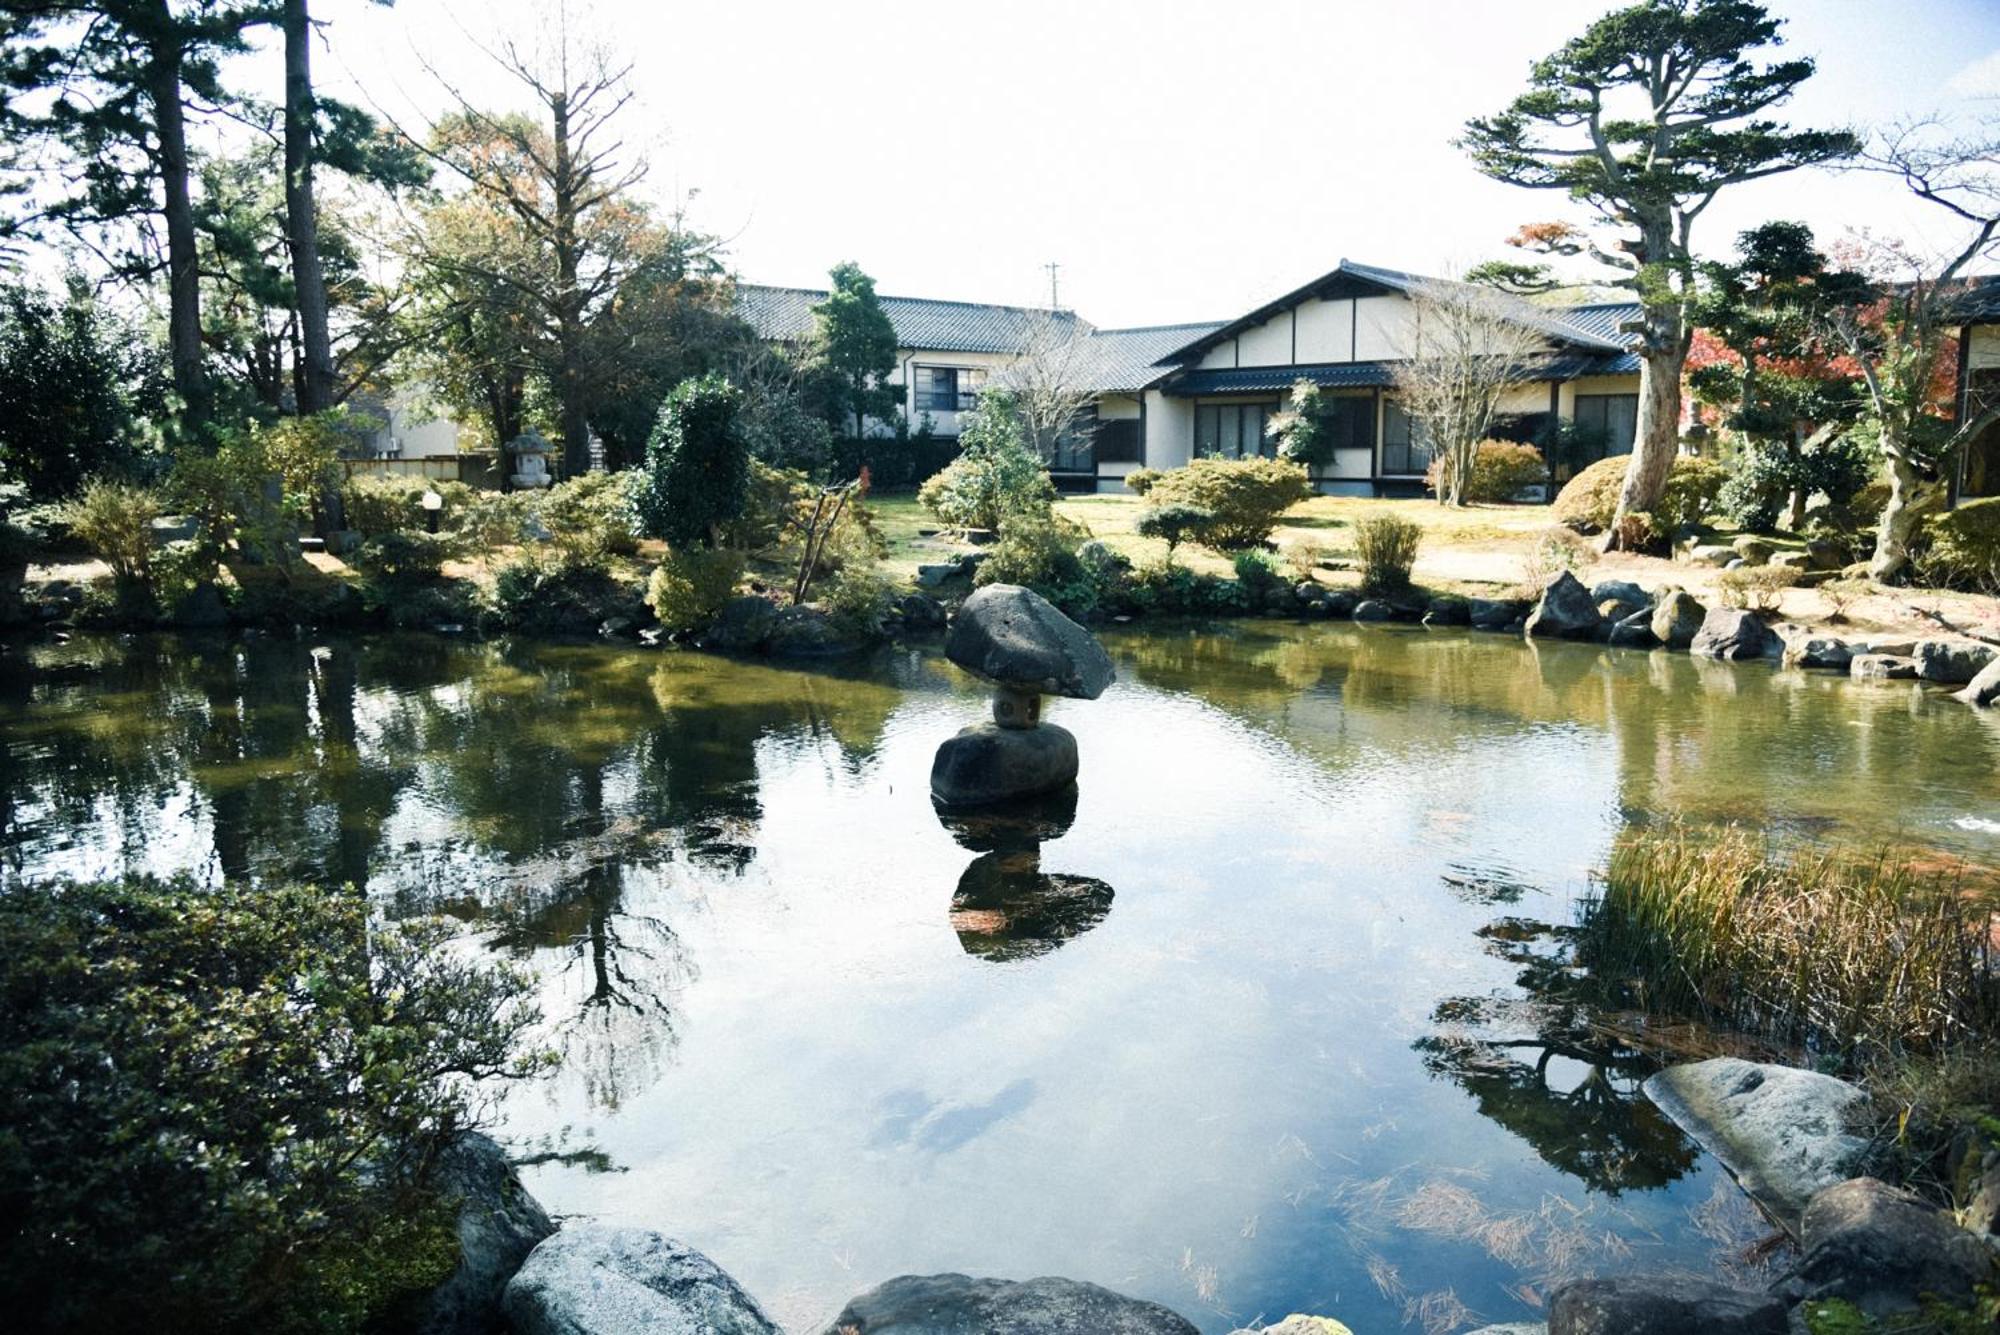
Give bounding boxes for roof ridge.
[1089,320,1227,335]
[736,281,1077,319]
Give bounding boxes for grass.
[1580,824,1999,1059]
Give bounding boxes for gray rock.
[1690,608,1781,661]
[1525,571,1602,640]
[169,581,229,628]
[1915,639,1998,685]
[1732,535,1776,566]
[1596,596,1647,626]
[1793,1177,1994,1319]
[1226,1318,1356,1335]
[945,584,1114,699]
[1322,591,1358,619]
[504,1226,776,1335]
[700,595,778,653]
[766,605,866,657]
[1805,538,1848,571]
[1468,597,1525,630]
[1689,543,1737,566]
[417,1133,554,1335]
[931,722,1079,807]
[916,562,965,590]
[1422,597,1470,626]
[1590,579,1649,606]
[1548,1274,1786,1335]
[1607,608,1657,647]
[1850,653,1920,681]
[1783,634,1853,671]
[825,1272,1198,1334]
[1351,599,1393,622]
[1643,1058,1872,1233]
[1856,638,1915,657]
[1955,656,2000,706]
[895,592,948,630]
[1771,551,1815,572]
[1293,581,1327,605]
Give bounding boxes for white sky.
[268,0,2000,327]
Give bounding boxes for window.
[1194,401,1280,458]
[1572,394,1639,459]
[1322,395,1374,454]
[916,366,983,413]
[1381,400,1434,475]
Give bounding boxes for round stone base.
[930,722,1079,807]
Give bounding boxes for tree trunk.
[1786,423,1808,531]
[283,0,335,416]
[1870,445,1925,582]
[145,9,207,435]
[551,92,591,477]
[1607,313,1686,549]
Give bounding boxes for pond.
[5,624,2000,1333]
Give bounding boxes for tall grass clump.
[1354,513,1421,594]
[1580,825,1998,1062]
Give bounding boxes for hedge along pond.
[4,622,1998,1333]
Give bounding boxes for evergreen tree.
[807,261,898,437]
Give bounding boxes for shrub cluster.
[916,393,1055,533]
[1138,457,1311,550]
[644,546,744,634]
[1354,512,1422,594]
[1551,454,1726,540]
[1714,565,1794,612]
[1423,439,1548,504]
[1921,496,2000,592]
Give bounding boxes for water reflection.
[936,787,1116,961]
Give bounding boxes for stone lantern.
[930,584,1115,807]
[507,429,554,490]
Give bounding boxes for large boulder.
[1792,1177,1994,1319]
[1525,571,1602,640]
[945,585,1113,699]
[1643,1058,1873,1233]
[1783,634,1853,672]
[700,595,778,653]
[824,1273,1198,1334]
[1227,1318,1355,1335]
[1850,653,1919,681]
[1606,608,1657,647]
[1955,656,2000,706]
[766,605,866,657]
[1731,535,1776,566]
[931,722,1079,807]
[1689,608,1780,661]
[1547,1274,1786,1335]
[1591,579,1649,606]
[503,1226,778,1335]
[168,580,229,629]
[1649,588,1706,649]
[1351,598,1393,622]
[1915,639,1998,685]
[417,1133,554,1335]
[1468,597,1526,630]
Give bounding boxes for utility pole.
[1044,261,1061,311]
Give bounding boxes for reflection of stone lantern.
[934,787,1114,962]
[931,584,1115,807]
[507,429,554,490]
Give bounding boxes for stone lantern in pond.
[931,584,1115,807]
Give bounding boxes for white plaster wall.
[1237,315,1292,368]
[365,395,463,459]
[1143,390,1193,470]
[1197,339,1238,370]
[1095,394,1141,421]
[878,346,1024,438]
[1294,297,1353,363]
[1353,296,1414,361]
[1969,325,2000,371]
[1555,373,1643,417]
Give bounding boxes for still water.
[5,625,1999,1332]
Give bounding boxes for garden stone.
[1351,599,1392,622]
[1915,639,1997,685]
[824,1272,1198,1334]
[931,722,1079,807]
[1465,1327,1545,1335]
[504,1226,776,1335]
[1850,653,1919,681]
[946,585,1114,700]
[169,581,229,628]
[1856,638,1915,656]
[416,1132,553,1335]
[1525,570,1601,640]
[1322,591,1358,618]
[1690,608,1780,661]
[1226,1318,1355,1335]
[1954,657,2000,706]
[1293,581,1327,605]
[1590,579,1648,605]
[1423,597,1470,626]
[1689,543,1737,566]
[1731,535,1776,566]
[1783,635,1853,672]
[895,592,948,630]
[700,595,778,654]
[765,605,865,657]
[1468,597,1524,630]
[1805,538,1848,571]
[1547,1274,1786,1335]
[1607,608,1656,647]
[1791,1177,1993,1319]
[1643,1058,1872,1233]
[916,562,962,589]
[1596,596,1646,625]
[1301,598,1332,619]
[1770,550,1814,572]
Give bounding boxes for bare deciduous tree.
[997,310,1099,466]
[1391,282,1550,507]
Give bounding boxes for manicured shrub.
[1142,457,1311,550]
[1425,439,1548,503]
[1715,564,1794,612]
[65,478,161,582]
[821,563,896,634]
[1922,497,2000,591]
[1718,432,1875,534]
[340,476,477,538]
[1354,512,1422,594]
[915,393,1055,532]
[633,373,749,547]
[1123,467,1162,496]
[974,513,1096,614]
[1135,502,1214,563]
[0,875,545,1335]
[1552,454,1726,537]
[351,531,454,588]
[536,470,640,559]
[490,548,633,636]
[644,546,744,633]
[1231,547,1288,598]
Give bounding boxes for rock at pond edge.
[503,1225,778,1335]
[825,1272,1199,1334]
[931,722,1080,807]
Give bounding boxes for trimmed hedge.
[1142,457,1312,550]
[1552,454,1726,537]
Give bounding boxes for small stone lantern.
[930,584,1115,807]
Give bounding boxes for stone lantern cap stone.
[944,584,1115,700]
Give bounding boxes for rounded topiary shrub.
[1552,455,1726,536]
[1923,497,2000,590]
[1426,440,1549,503]
[1144,457,1312,550]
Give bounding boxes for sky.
[264,0,2000,328]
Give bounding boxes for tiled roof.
[734,284,1091,355]
[1167,351,1638,397]
[1069,322,1226,392]
[1946,275,2000,325]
